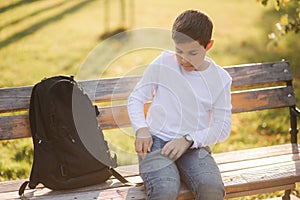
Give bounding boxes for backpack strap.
[18,181,29,196]
[18,169,140,196]
[110,168,140,186]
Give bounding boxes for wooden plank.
[0,179,27,193]
[0,115,30,140]
[219,153,300,173]
[82,76,140,103]
[0,62,291,113]
[0,105,134,140]
[214,143,300,164]
[269,194,300,200]
[0,85,32,113]
[221,159,300,193]
[0,85,296,140]
[0,185,142,200]
[0,77,141,114]
[0,179,110,194]
[226,61,292,88]
[0,103,150,140]
[225,184,295,199]
[231,86,296,113]
[115,144,300,176]
[0,176,143,199]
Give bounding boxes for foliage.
[257,0,300,44]
[0,139,33,181]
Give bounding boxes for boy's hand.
[161,137,192,159]
[135,127,153,159]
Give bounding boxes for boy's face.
[175,40,211,72]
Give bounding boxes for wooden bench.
[0,61,299,200]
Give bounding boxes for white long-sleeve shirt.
[127,51,232,148]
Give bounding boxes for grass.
[0,0,299,199]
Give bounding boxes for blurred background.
[0,0,299,199]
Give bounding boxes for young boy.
[127,10,232,199]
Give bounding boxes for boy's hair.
[172,10,213,48]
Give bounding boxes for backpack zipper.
[68,134,75,143]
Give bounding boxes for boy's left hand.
[161,137,192,159]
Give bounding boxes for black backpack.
[19,76,130,196]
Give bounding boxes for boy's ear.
[206,40,214,51]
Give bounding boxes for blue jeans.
[139,135,225,200]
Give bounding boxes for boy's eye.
[189,52,198,56]
[175,49,198,56]
[175,49,183,54]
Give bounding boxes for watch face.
[185,135,192,142]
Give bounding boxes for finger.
[137,147,147,160]
[147,138,153,152]
[136,139,150,159]
[142,144,148,154]
[141,152,146,159]
[161,143,171,156]
[141,140,149,159]
[135,139,143,153]
[175,149,184,159]
[140,138,148,153]
[169,149,178,159]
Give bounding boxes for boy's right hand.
[135,127,153,159]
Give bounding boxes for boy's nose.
[181,56,189,63]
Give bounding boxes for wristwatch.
[183,134,193,145]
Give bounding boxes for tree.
[257,0,299,42]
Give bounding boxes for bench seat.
[0,144,299,199]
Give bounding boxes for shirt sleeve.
[190,76,232,148]
[127,56,161,134]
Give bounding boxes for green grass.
[0,0,299,199]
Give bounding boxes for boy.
[127,10,232,199]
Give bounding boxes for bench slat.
[0,86,32,113]
[231,86,295,113]
[214,143,299,164]
[0,77,140,114]
[222,159,300,193]
[115,144,299,174]
[227,61,292,88]
[0,86,295,140]
[0,61,292,113]
[225,184,295,199]
[219,151,299,173]
[0,115,30,140]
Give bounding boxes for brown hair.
[172,10,213,48]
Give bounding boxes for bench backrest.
[0,61,296,140]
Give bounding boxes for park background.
[0,0,299,199]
